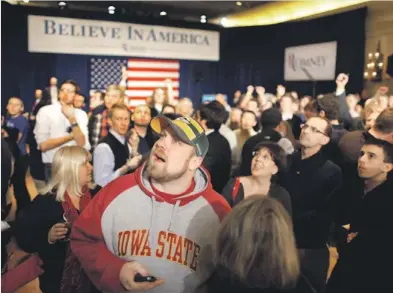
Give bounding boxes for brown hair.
[213,196,300,289]
[374,108,393,134]
[108,104,131,119]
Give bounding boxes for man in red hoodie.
[71,115,231,293]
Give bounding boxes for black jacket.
[322,124,347,166]
[327,177,393,292]
[13,189,100,293]
[13,194,69,293]
[221,177,292,216]
[203,130,232,193]
[285,114,302,139]
[279,151,342,249]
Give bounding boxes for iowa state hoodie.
[71,163,231,293]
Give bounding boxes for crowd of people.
[1,72,393,293]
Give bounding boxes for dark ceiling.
[19,1,268,23]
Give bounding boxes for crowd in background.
[1,72,393,293]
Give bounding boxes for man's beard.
[147,155,191,183]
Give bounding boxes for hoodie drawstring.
[148,198,180,246]
[168,200,180,232]
[148,196,157,245]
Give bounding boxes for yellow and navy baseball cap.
[150,115,209,158]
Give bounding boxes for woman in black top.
[222,141,292,215]
[207,196,315,293]
[13,146,98,293]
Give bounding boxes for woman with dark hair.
[222,141,292,215]
[207,196,315,293]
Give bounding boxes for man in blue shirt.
[6,97,29,156]
[5,97,30,213]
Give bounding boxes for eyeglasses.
[301,124,327,136]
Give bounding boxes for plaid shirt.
[88,105,109,150]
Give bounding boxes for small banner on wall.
[28,15,220,61]
[284,41,337,81]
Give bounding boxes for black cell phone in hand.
[134,273,157,283]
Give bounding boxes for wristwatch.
[66,122,78,133]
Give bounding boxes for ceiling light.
[236,1,242,6]
[201,18,207,23]
[108,6,115,14]
[220,17,229,27]
[58,1,66,7]
[23,0,30,3]
[160,11,167,16]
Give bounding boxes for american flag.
[90,57,180,108]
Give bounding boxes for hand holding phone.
[120,262,164,292]
[134,273,157,283]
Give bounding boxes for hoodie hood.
[135,162,212,207]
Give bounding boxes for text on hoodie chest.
[116,229,200,271]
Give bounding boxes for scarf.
[59,190,91,293]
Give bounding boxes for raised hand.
[126,155,143,170]
[277,85,286,97]
[60,102,76,122]
[255,86,266,96]
[336,73,349,89]
[128,128,140,150]
[246,85,255,94]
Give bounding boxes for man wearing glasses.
[34,80,90,181]
[279,116,342,293]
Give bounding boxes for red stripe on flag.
[127,77,179,82]
[127,87,179,91]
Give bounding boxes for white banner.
[28,15,220,61]
[284,41,337,81]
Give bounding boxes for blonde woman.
[13,146,97,293]
[208,196,315,293]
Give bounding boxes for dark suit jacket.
[203,130,232,193]
[43,86,58,104]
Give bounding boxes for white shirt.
[282,113,294,121]
[34,103,90,163]
[93,130,127,187]
[219,124,237,151]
